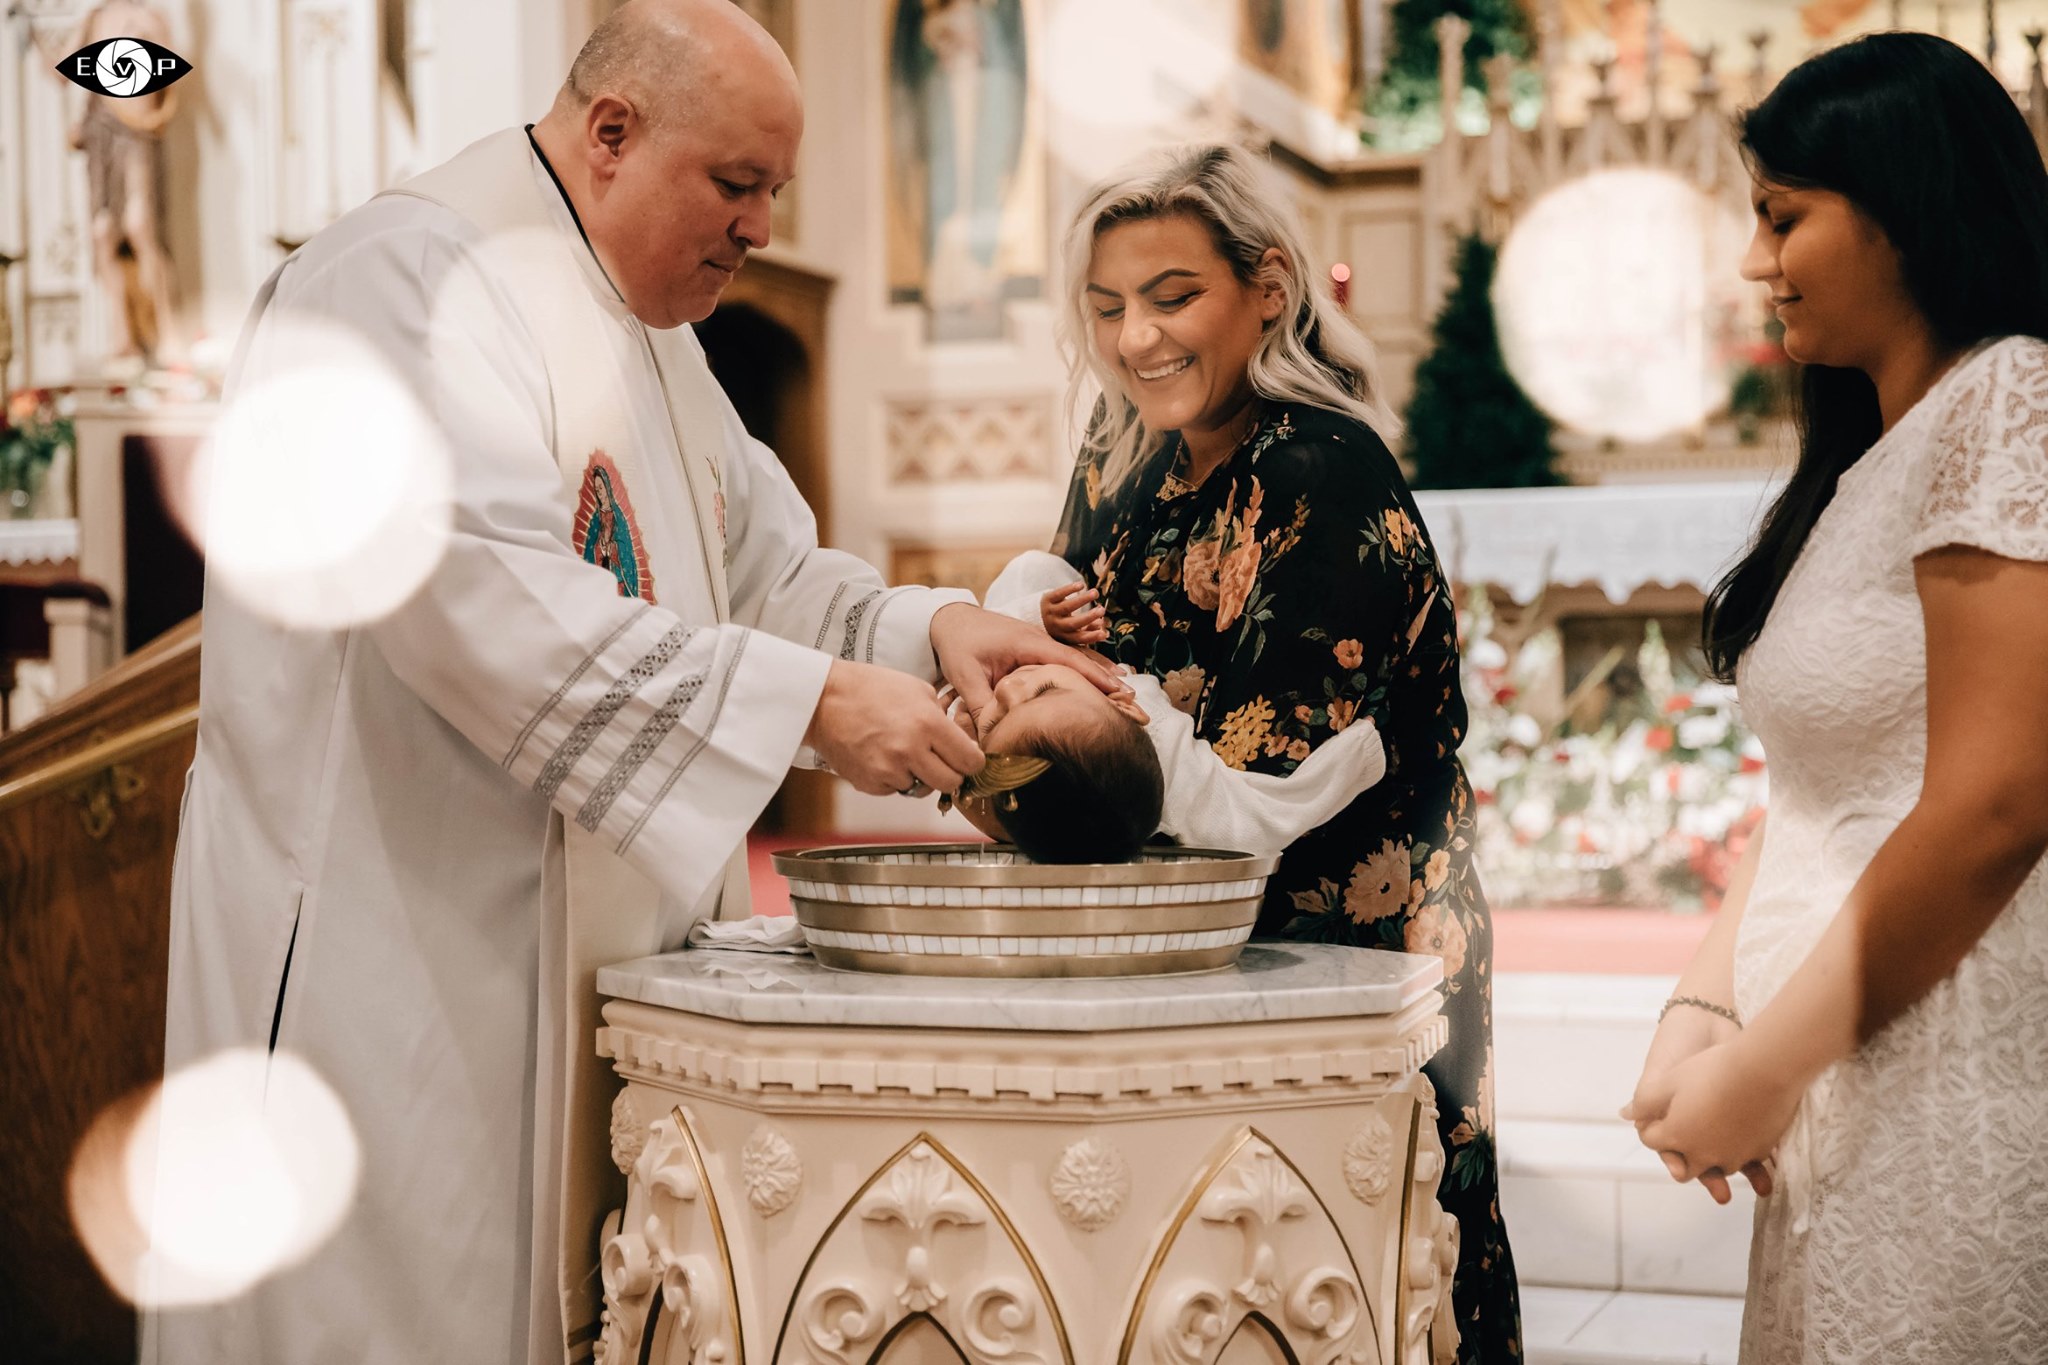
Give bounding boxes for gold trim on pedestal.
[1115,1124,1377,1365]
[1393,1090,1425,1362]
[1281,1133,1382,1354]
[768,1130,1075,1365]
[667,1104,745,1365]
[1118,1126,1252,1365]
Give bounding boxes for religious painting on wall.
[885,0,1047,344]
[1237,0,1359,122]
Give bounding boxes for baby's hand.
[1039,582,1107,645]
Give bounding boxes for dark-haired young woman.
[1624,32,2048,1361]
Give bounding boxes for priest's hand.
[930,603,1130,734]
[805,659,986,797]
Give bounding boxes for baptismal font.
[593,845,1460,1364]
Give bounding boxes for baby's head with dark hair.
[956,664,1164,863]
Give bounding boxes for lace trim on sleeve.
[1913,335,2048,564]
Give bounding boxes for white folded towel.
[686,914,811,954]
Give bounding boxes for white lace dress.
[1733,335,2048,1362]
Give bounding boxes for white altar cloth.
[0,519,78,565]
[1412,480,1780,603]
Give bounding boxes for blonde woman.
[1047,144,1522,1362]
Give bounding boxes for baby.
[943,552,1387,863]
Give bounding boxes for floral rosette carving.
[1342,1114,1397,1205]
[608,1088,644,1177]
[740,1124,802,1218]
[1049,1138,1131,1232]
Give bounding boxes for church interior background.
[5,1,2047,1361]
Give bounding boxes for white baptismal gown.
[1733,335,2048,1361]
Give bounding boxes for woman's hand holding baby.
[1039,583,1108,645]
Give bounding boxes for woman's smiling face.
[1740,178,1916,371]
[1086,213,1283,448]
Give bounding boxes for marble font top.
[596,942,1443,1032]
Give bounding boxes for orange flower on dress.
[1092,548,1117,600]
[1183,533,1222,611]
[1342,840,1411,923]
[1328,697,1357,732]
[1384,507,1418,556]
[1424,848,1452,891]
[1286,738,1311,762]
[1211,695,1275,770]
[1215,479,1265,631]
[1334,639,1365,670]
[1216,537,1262,631]
[1406,897,1469,979]
[1161,665,1205,715]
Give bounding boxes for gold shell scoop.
[937,753,1052,815]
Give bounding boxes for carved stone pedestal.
[594,943,1459,1365]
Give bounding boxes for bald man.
[147,4,1117,1362]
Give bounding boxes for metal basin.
[771,843,1281,978]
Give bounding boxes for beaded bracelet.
[1659,995,1742,1027]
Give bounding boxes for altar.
[593,943,1458,1365]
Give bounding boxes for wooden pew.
[0,616,197,1365]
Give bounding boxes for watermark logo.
[56,36,192,99]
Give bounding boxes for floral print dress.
[1054,403,1522,1364]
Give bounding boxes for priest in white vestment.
[142,4,1119,1362]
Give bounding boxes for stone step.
[1492,974,1755,1300]
[1497,1117,1754,1296]
[1523,1286,1744,1365]
[1495,972,1670,1125]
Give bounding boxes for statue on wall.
[38,0,183,374]
[886,0,1042,343]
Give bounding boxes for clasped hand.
[1624,1014,1801,1205]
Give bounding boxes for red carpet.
[745,834,1715,976]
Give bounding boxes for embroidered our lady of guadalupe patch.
[572,451,657,603]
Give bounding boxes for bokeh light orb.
[71,1048,360,1308]
[185,319,452,631]
[1493,167,1752,444]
